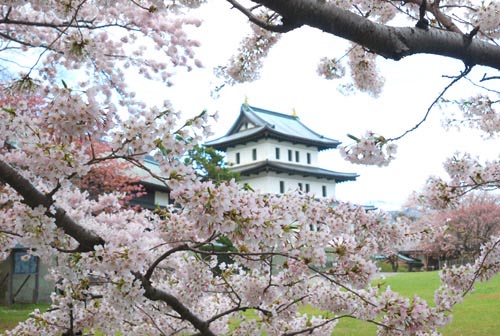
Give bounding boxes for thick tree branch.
[135,273,216,336]
[144,244,189,281]
[389,66,472,141]
[405,0,463,34]
[242,0,500,70]
[0,158,215,334]
[0,159,104,252]
[226,0,298,33]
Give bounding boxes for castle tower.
[205,104,357,197]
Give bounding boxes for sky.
[135,2,499,210]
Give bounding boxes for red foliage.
[77,141,146,206]
[420,194,500,258]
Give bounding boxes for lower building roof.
[230,160,358,183]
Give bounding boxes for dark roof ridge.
[244,104,335,142]
[206,103,341,151]
[242,104,275,128]
[245,104,297,121]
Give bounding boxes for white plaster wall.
[154,191,170,207]
[226,139,319,166]
[239,172,337,198]
[226,142,259,165]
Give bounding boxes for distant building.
[205,103,357,197]
[128,154,171,210]
[0,246,53,304]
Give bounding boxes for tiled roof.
[205,104,341,151]
[231,160,358,183]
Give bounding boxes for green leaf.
[2,107,16,116]
[216,236,235,249]
[347,133,360,142]
[242,183,254,192]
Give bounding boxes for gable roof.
[205,104,341,151]
[231,159,358,183]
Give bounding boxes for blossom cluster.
[339,131,397,166]
[458,95,500,137]
[413,152,500,208]
[223,22,281,83]
[2,0,500,335]
[317,57,346,80]
[468,1,500,37]
[348,45,385,97]
[443,152,500,187]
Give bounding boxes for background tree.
[418,193,500,260]
[184,145,239,183]
[184,144,239,270]
[1,1,500,335]
[76,141,146,206]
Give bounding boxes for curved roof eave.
[231,160,358,183]
[205,104,341,151]
[206,126,340,151]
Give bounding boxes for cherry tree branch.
[463,238,500,296]
[135,272,216,336]
[144,233,220,282]
[204,305,272,325]
[308,265,378,308]
[226,0,299,33]
[282,314,351,336]
[237,0,500,70]
[0,157,220,335]
[453,178,500,196]
[404,0,463,33]
[480,74,500,82]
[0,158,105,252]
[0,14,140,31]
[389,65,472,141]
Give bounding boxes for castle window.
[288,150,292,161]
[307,153,311,164]
[235,152,240,164]
[322,185,327,197]
[305,184,310,192]
[298,182,303,191]
[252,148,257,161]
[275,147,280,160]
[279,181,285,194]
[295,151,300,162]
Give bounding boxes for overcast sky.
[136,2,499,210]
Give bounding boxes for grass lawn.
[441,272,500,336]
[2,272,500,335]
[0,303,50,333]
[334,271,500,336]
[306,272,441,335]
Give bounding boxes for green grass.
[377,271,440,302]
[2,272,500,335]
[441,273,500,336]
[0,303,50,332]
[334,271,500,335]
[332,272,440,335]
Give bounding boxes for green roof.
[205,104,341,151]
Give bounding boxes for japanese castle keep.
[205,104,358,197]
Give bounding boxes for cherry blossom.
[339,132,397,167]
[2,1,500,335]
